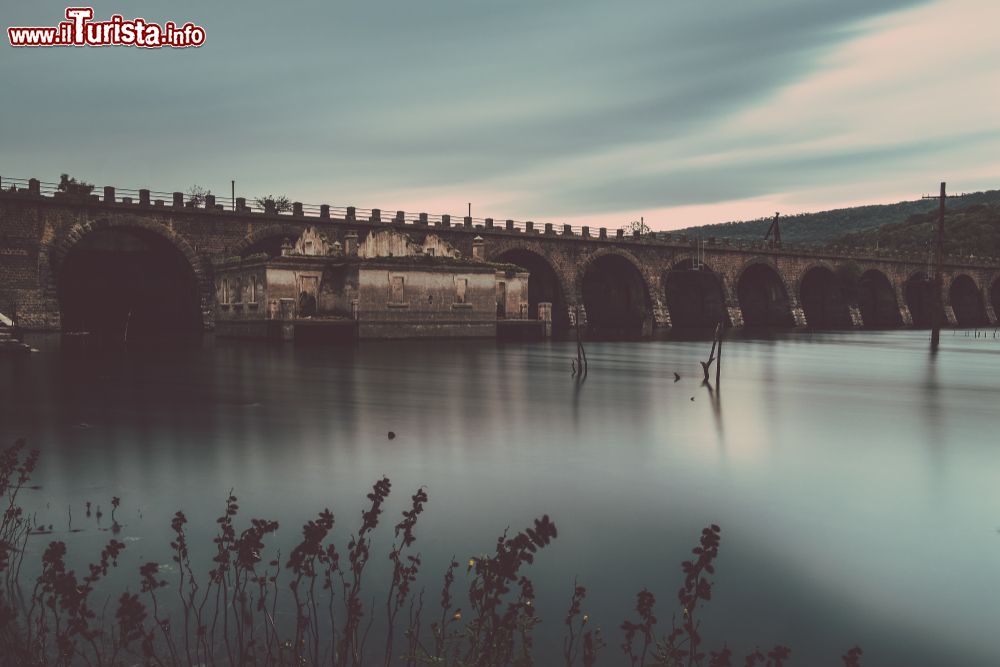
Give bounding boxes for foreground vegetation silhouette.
[0,441,864,666]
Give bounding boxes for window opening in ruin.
[391,275,404,302]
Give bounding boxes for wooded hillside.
[672,190,1000,253]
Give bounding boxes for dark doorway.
[581,254,651,338]
[58,228,202,341]
[736,264,793,327]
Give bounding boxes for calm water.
[4,330,1000,665]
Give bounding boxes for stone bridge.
[2,177,999,338]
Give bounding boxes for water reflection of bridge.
[2,176,999,338]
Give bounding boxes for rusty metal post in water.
[923,182,947,353]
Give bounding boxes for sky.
[2,0,998,230]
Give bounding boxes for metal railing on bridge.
[1,175,997,268]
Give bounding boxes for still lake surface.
[3,330,1000,665]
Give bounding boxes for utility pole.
[922,182,947,352]
[764,212,781,249]
[232,180,236,211]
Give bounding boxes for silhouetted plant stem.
[0,441,38,589]
[842,645,864,666]
[431,557,459,660]
[621,587,657,666]
[287,507,335,664]
[338,476,391,666]
[464,515,558,665]
[679,524,721,666]
[404,587,424,667]
[140,560,179,666]
[384,487,427,666]
[562,579,587,666]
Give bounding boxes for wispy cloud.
[2,0,995,229]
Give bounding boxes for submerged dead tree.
[700,321,724,385]
[572,305,588,378]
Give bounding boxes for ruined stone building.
[213,227,535,340]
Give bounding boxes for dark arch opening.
[904,272,942,328]
[581,254,651,339]
[664,259,725,329]
[992,277,1000,322]
[58,227,202,341]
[497,249,569,337]
[949,275,986,327]
[858,270,902,328]
[799,266,850,329]
[737,264,793,327]
[241,235,288,257]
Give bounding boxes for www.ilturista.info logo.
[8,7,205,48]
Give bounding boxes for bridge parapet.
[2,174,1000,271]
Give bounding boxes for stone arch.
[857,268,902,328]
[734,259,796,327]
[733,256,798,297]
[796,261,851,328]
[793,260,838,294]
[949,273,987,327]
[670,254,703,270]
[575,246,654,295]
[576,247,657,337]
[232,223,309,257]
[45,216,211,333]
[493,245,572,336]
[663,256,726,329]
